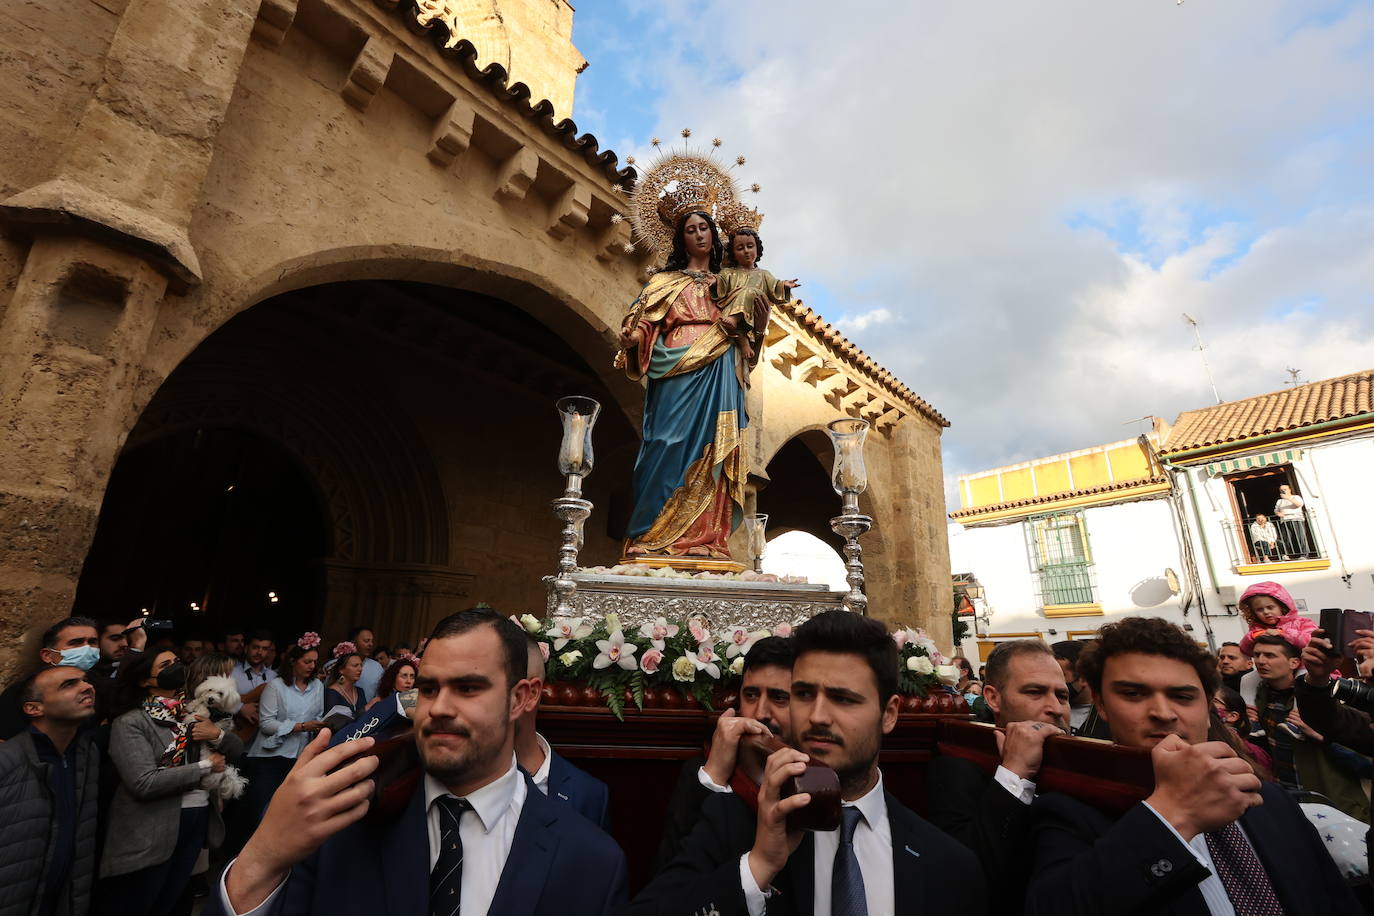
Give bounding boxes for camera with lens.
[1330,677,1374,715]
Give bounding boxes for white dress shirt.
[1142,801,1240,916]
[232,661,278,697]
[219,756,527,916]
[356,657,385,701]
[530,733,553,795]
[740,772,896,916]
[992,765,1037,805]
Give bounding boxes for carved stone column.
[0,0,260,681]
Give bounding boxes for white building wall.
[1179,434,1374,624]
[950,498,1248,662]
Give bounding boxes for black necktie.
[430,796,470,916]
[831,805,868,916]
[1203,822,1284,915]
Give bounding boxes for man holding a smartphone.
[1297,620,1374,880]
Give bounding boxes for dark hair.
[792,611,898,706]
[248,630,275,646]
[744,636,794,674]
[1220,641,1240,649]
[346,625,373,643]
[724,227,763,267]
[1252,633,1298,659]
[18,672,44,707]
[984,639,1056,692]
[328,651,363,685]
[1215,686,1248,730]
[113,647,176,716]
[41,616,97,650]
[663,210,723,273]
[277,642,318,681]
[953,656,975,677]
[221,627,245,641]
[376,657,419,700]
[1076,618,1220,698]
[1050,639,1084,666]
[425,608,526,689]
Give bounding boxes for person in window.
[1274,484,1313,559]
[1248,513,1280,562]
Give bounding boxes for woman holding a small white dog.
[96,648,244,916]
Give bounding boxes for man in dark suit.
[215,608,627,916]
[1028,616,1361,915]
[926,638,1069,912]
[654,635,794,871]
[630,610,987,915]
[514,634,611,830]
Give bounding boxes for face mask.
[58,645,100,672]
[156,662,187,690]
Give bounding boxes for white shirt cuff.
[1140,801,1208,868]
[197,758,213,771]
[217,858,288,916]
[738,853,773,916]
[697,765,733,794]
[992,765,1036,805]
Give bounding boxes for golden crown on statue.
[617,130,764,259]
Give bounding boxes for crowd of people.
[1,581,1371,915]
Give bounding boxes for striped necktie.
[430,796,470,916]
[1203,822,1284,915]
[831,805,868,916]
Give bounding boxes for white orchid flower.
[593,630,639,671]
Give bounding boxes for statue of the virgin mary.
[616,144,765,564]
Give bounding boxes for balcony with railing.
[1222,510,1330,575]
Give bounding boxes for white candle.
[566,413,587,470]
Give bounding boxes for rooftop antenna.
[1181,313,1222,405]
[1283,367,1304,388]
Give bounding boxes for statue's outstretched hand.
[783,279,800,290]
[619,326,641,350]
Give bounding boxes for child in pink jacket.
[1237,580,1316,656]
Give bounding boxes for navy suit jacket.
[213,773,627,916]
[1027,782,1361,915]
[547,749,611,831]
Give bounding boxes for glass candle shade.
[557,397,601,477]
[745,513,769,564]
[827,418,869,495]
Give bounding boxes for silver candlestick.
[744,513,769,574]
[551,397,600,616]
[827,418,872,614]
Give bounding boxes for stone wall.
[0,0,953,682]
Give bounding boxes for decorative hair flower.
[297,632,321,650]
[333,641,357,659]
[397,652,421,668]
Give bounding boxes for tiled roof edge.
[949,475,1168,520]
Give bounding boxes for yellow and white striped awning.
[1205,449,1302,477]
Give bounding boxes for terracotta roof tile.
[949,476,1168,521]
[1160,369,1374,456]
[778,299,949,428]
[379,0,636,189]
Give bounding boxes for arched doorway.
[73,279,638,647]
[74,427,329,640]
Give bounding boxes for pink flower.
[891,629,909,649]
[593,631,639,671]
[724,625,769,658]
[297,632,321,650]
[546,616,593,650]
[688,618,711,644]
[332,641,357,659]
[640,648,663,674]
[637,617,680,651]
[538,642,550,663]
[690,642,721,679]
[772,623,793,638]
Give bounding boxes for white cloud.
[604,0,1374,504]
[833,308,893,334]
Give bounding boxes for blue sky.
[564,0,1374,505]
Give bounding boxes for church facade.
[0,0,951,679]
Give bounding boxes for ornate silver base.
[543,573,845,630]
[550,477,593,616]
[830,512,873,614]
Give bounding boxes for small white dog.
[184,675,249,801]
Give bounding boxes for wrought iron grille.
[1025,511,1098,607]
